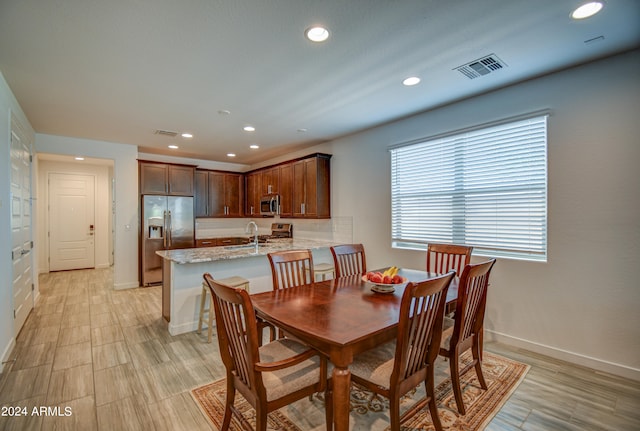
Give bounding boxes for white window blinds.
[390,115,548,261]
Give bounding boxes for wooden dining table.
[251,268,458,431]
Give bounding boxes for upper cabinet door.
[225,173,243,217]
[207,172,225,217]
[289,155,331,218]
[139,161,195,196]
[168,165,194,196]
[292,160,306,217]
[245,172,261,216]
[194,170,209,217]
[261,167,280,195]
[278,164,293,217]
[140,162,168,194]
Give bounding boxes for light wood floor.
[0,268,638,430]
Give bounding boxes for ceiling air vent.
[154,129,178,137]
[455,54,507,79]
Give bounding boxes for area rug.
[191,351,529,430]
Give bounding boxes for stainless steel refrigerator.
[141,195,194,286]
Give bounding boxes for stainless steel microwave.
[260,195,279,216]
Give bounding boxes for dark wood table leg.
[332,366,351,431]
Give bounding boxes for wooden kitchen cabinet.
[278,163,293,217]
[139,161,195,196]
[196,237,249,247]
[245,171,261,216]
[291,154,331,218]
[261,167,280,195]
[194,170,209,217]
[195,169,243,217]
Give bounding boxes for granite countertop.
[156,238,338,264]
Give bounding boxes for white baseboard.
[113,281,139,290]
[1,337,16,374]
[168,319,208,336]
[486,329,640,381]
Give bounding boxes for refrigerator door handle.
[163,211,168,248]
[167,210,172,248]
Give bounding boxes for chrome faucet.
[246,221,259,253]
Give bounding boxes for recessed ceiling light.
[571,2,604,19]
[249,144,259,149]
[75,157,84,161]
[305,26,329,42]
[218,109,231,115]
[181,133,193,138]
[227,153,236,157]
[402,76,421,86]
[168,145,179,149]
[297,128,308,133]
[243,125,255,132]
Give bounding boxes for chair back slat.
[331,244,367,277]
[452,260,496,345]
[426,243,473,276]
[203,273,262,392]
[220,300,252,385]
[268,250,314,290]
[394,271,455,382]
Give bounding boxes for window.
[390,114,548,261]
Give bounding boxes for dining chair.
[427,243,473,316]
[330,243,367,277]
[349,271,456,431]
[267,249,315,290]
[203,273,333,431]
[426,243,473,277]
[438,258,496,415]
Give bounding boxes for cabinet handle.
[201,241,213,245]
[301,203,305,214]
[250,206,254,215]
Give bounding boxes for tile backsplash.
[195,216,353,243]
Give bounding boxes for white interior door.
[10,123,34,336]
[49,173,96,271]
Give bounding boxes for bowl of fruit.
[362,267,407,293]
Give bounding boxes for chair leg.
[472,337,488,390]
[449,351,466,415]
[221,380,235,431]
[389,394,401,431]
[425,372,443,431]
[325,384,333,431]
[256,405,268,431]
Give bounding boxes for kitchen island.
[156,238,337,335]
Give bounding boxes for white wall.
[35,135,139,289]
[320,49,640,379]
[0,71,35,370]
[36,159,113,272]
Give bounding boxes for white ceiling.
[1,0,639,165]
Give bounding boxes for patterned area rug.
[191,351,529,430]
